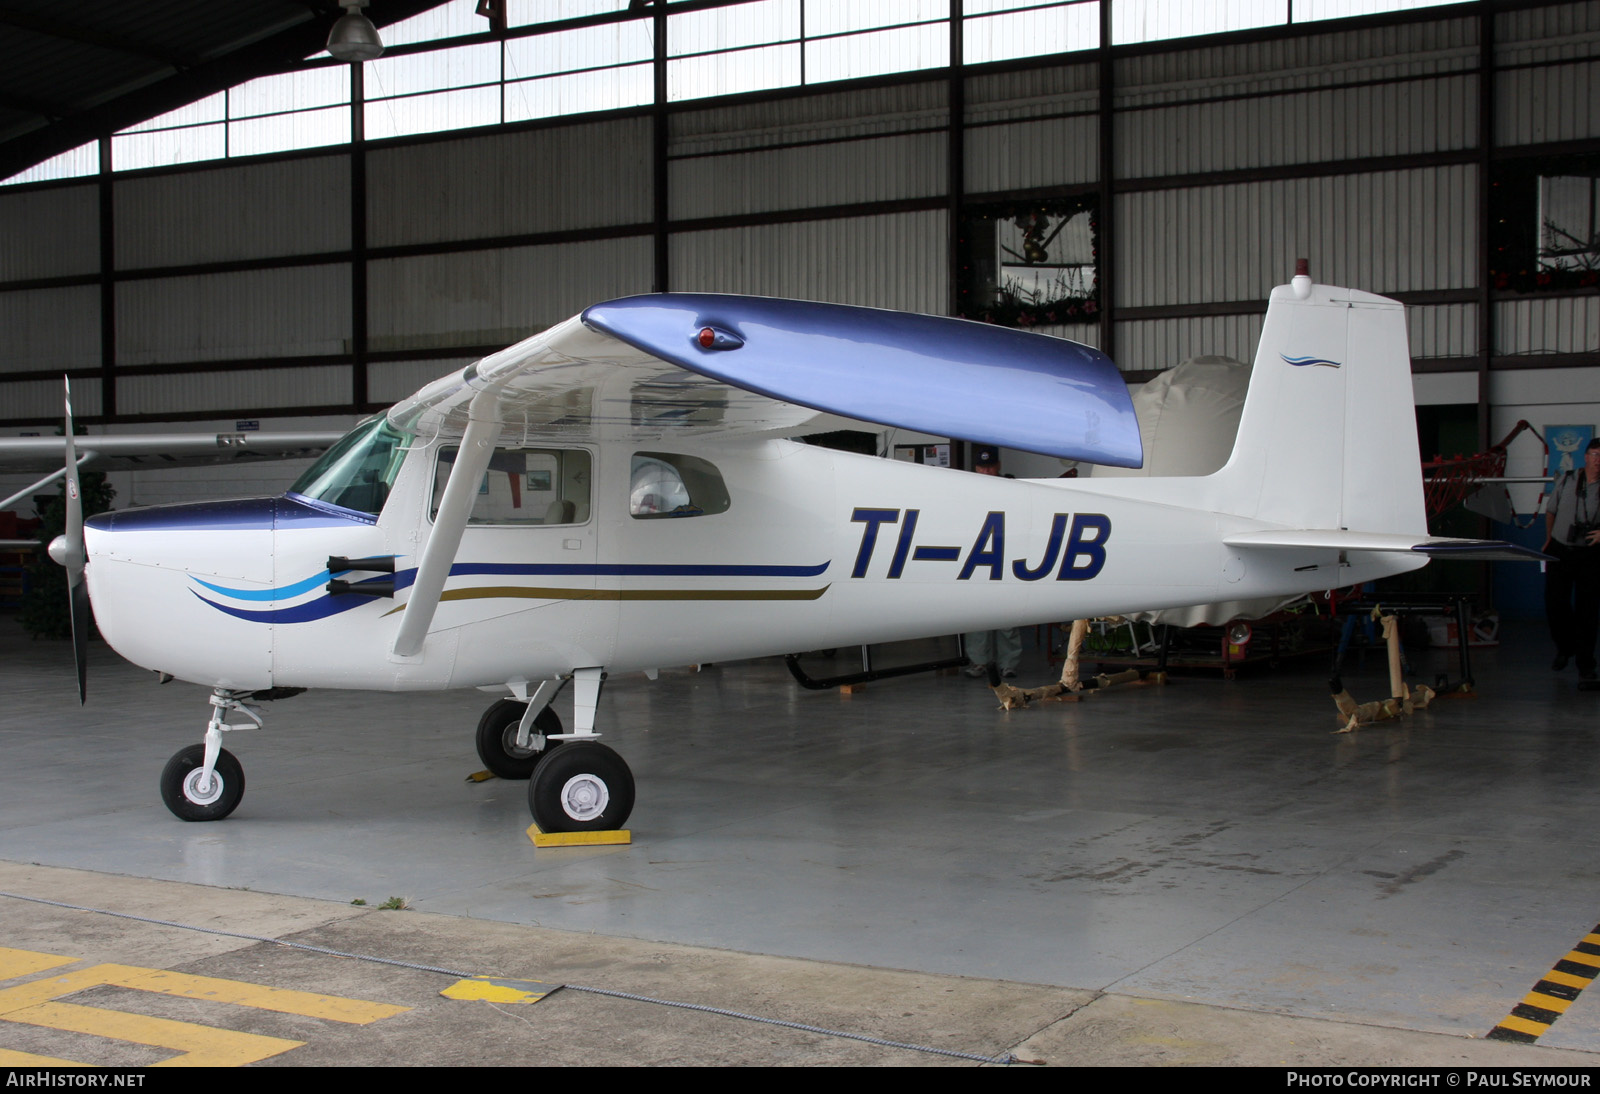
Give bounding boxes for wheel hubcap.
[559,774,609,821]
[502,725,536,759]
[183,768,224,806]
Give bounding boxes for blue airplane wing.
[581,294,1142,468]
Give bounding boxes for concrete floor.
[4,615,1600,1063]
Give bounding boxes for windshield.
[289,416,408,516]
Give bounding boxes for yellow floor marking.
[0,945,409,1067]
[441,976,553,1004]
[0,960,405,1025]
[0,1048,89,1067]
[113,967,409,1024]
[7,1001,304,1067]
[1562,949,1600,968]
[1545,969,1594,990]
[1582,934,1600,947]
[526,823,631,847]
[0,948,77,981]
[1524,990,1574,1013]
[1495,1014,1551,1037]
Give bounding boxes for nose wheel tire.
[528,741,634,833]
[160,744,245,821]
[476,699,563,780]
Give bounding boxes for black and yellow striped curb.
[1487,925,1600,1042]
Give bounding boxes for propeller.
[45,377,89,703]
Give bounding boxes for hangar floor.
[3,614,1600,1064]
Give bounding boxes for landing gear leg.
[476,677,567,780]
[159,689,260,821]
[528,667,635,833]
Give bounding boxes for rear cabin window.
[432,446,592,525]
[629,452,730,519]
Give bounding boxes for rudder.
[1213,275,1426,537]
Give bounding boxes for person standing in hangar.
[1545,437,1600,683]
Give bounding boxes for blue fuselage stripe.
[444,562,829,578]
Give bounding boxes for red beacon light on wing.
[695,325,744,351]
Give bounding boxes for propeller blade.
[60,377,88,703]
[62,378,82,573]
[70,578,89,704]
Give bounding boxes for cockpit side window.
[629,452,731,519]
[288,416,407,517]
[431,446,592,525]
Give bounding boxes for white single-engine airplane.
[42,267,1540,833]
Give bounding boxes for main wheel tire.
[476,699,563,780]
[528,741,634,833]
[160,744,245,822]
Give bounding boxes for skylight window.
[0,141,98,187]
[2,0,1486,187]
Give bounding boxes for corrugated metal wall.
[368,359,475,405]
[670,210,946,312]
[1115,15,1481,100]
[1114,15,1481,178]
[1117,166,1477,307]
[1115,313,1265,375]
[671,131,946,219]
[368,235,653,349]
[672,82,946,153]
[669,82,947,219]
[115,155,351,268]
[116,367,351,416]
[1495,296,1600,356]
[1120,74,1476,177]
[1408,302,1478,362]
[0,286,100,373]
[1497,0,1600,146]
[0,183,98,281]
[1,377,102,420]
[367,116,653,247]
[965,65,1099,193]
[115,265,351,366]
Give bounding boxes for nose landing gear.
[158,688,262,821]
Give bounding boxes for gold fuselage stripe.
[382,584,830,615]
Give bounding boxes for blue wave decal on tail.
[1281,354,1342,369]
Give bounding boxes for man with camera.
[1545,437,1600,682]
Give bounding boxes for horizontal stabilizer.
[1224,529,1550,562]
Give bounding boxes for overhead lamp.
[327,0,384,62]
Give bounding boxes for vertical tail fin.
[1213,275,1426,536]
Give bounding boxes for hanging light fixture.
[327,0,384,62]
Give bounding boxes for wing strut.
[391,390,503,658]
[0,449,97,514]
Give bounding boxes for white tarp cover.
[1090,355,1248,479]
[1089,354,1301,626]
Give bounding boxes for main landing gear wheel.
[528,741,634,833]
[160,744,245,821]
[476,699,563,780]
